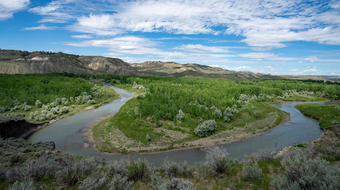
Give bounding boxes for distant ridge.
[1,49,337,81]
[0,49,133,75]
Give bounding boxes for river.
[29,86,323,165]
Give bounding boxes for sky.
[0,0,340,75]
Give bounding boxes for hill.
[0,49,134,75]
[131,61,279,79]
[0,49,279,80]
[1,49,338,81]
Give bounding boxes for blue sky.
[0,0,340,75]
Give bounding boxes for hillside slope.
[132,61,278,79]
[0,49,277,80]
[0,49,134,75]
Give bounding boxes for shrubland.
[0,74,118,123]
[92,75,339,152]
[0,132,339,190]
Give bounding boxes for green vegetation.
[0,74,118,123]
[92,76,340,153]
[295,103,340,128]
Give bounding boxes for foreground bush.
[271,150,340,190]
[159,178,196,190]
[205,147,234,176]
[8,179,35,190]
[194,120,217,137]
[242,157,263,181]
[162,161,193,178]
[127,160,150,182]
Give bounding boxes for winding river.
[29,86,323,165]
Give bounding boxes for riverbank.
[295,102,340,129]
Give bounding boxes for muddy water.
[29,86,323,165]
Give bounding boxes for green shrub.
[194,120,217,137]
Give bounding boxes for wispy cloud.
[59,0,340,48]
[238,52,276,59]
[175,44,229,53]
[24,24,55,30]
[0,0,30,20]
[71,34,92,39]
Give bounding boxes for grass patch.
[295,103,340,128]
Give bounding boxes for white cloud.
[67,36,165,55]
[238,52,276,59]
[29,0,74,23]
[289,67,321,75]
[60,0,340,48]
[0,0,30,20]
[304,56,318,63]
[24,24,55,30]
[175,44,229,53]
[71,34,92,39]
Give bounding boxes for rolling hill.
[1,49,338,81]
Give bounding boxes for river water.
[29,86,323,165]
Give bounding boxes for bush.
[127,160,150,182]
[242,158,262,181]
[23,105,31,111]
[108,174,133,190]
[255,151,275,161]
[79,172,108,190]
[159,178,196,190]
[213,108,222,118]
[60,106,69,113]
[176,109,185,121]
[8,179,35,190]
[5,167,25,182]
[205,147,234,176]
[35,100,42,108]
[51,107,59,114]
[146,134,151,142]
[108,161,128,177]
[223,106,238,122]
[0,164,6,181]
[271,150,340,190]
[24,155,61,180]
[163,161,193,178]
[194,120,217,137]
[57,158,98,186]
[0,106,7,113]
[87,100,96,104]
[163,161,181,178]
[61,97,67,105]
[134,106,139,116]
